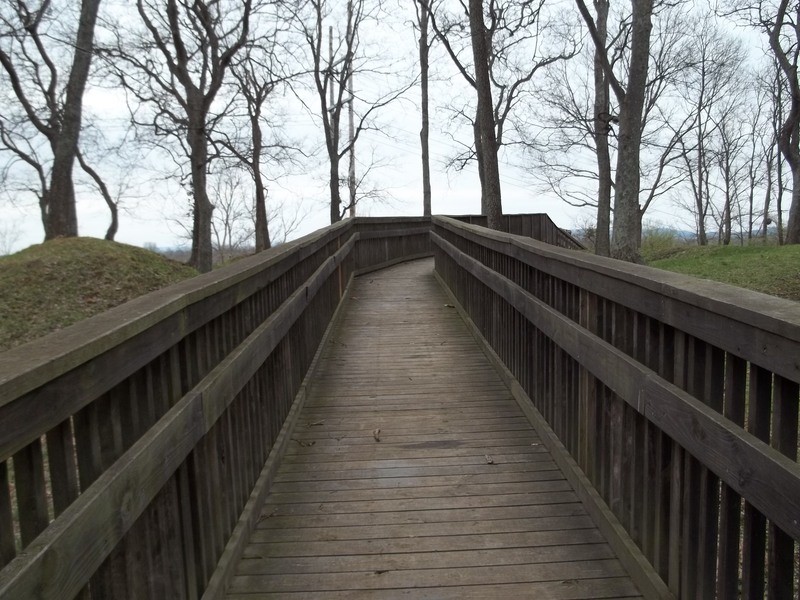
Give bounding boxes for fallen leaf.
[309,420,325,427]
[373,428,381,442]
[444,303,455,308]
[485,454,494,464]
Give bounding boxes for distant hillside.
[0,237,198,352]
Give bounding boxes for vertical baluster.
[694,345,724,599]
[742,364,771,599]
[716,354,746,598]
[667,330,687,594]
[45,418,80,518]
[653,321,674,577]
[679,337,704,598]
[0,461,15,567]
[767,375,799,599]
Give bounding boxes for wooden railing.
[432,216,800,599]
[450,213,585,250]
[5,212,796,600]
[0,217,430,600]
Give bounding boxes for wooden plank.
[261,487,577,516]
[256,502,587,529]
[270,469,563,493]
[240,528,608,559]
[229,559,629,592]
[225,579,641,600]
[273,461,559,483]
[236,543,614,575]
[250,515,597,544]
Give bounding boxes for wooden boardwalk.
[225,259,643,599]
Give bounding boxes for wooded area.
[2,0,800,267]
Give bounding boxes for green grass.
[0,237,198,352]
[648,244,800,302]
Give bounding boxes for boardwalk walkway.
[225,259,643,599]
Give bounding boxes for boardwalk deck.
[225,259,644,599]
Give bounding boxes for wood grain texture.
[225,259,642,599]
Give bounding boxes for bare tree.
[423,0,577,227]
[673,14,747,245]
[755,59,785,240]
[414,0,432,216]
[576,0,654,262]
[209,169,254,264]
[103,0,253,272]
[532,3,689,255]
[0,0,105,240]
[468,0,503,229]
[214,24,301,253]
[291,0,413,224]
[593,0,612,256]
[0,219,22,255]
[765,0,800,243]
[723,0,800,243]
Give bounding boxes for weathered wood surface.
[225,259,642,599]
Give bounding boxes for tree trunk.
[610,0,652,263]
[251,112,271,251]
[695,128,708,245]
[45,0,102,239]
[722,156,732,246]
[769,0,800,244]
[593,0,611,257]
[76,151,118,240]
[468,0,503,230]
[777,149,785,243]
[419,2,431,217]
[348,73,356,218]
[762,154,773,239]
[786,165,800,243]
[473,110,488,215]
[330,153,342,223]
[187,108,213,272]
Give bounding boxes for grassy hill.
[0,237,197,352]
[648,244,800,302]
